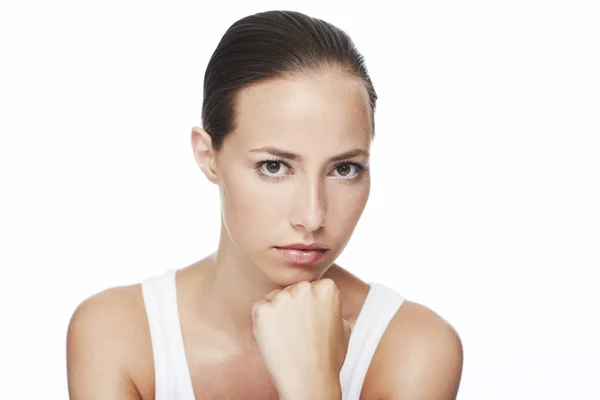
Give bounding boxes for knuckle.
[297,280,311,288]
[317,278,336,290]
[265,289,279,301]
[314,278,338,297]
[252,300,268,318]
[293,280,311,293]
[273,289,291,303]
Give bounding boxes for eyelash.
[254,158,367,182]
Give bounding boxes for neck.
[199,223,287,348]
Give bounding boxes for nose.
[289,177,326,232]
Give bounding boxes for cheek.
[220,173,287,244]
[328,181,370,228]
[327,183,370,247]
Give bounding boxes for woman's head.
[192,10,377,284]
[199,10,377,152]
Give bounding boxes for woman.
[67,10,463,399]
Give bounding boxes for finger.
[313,277,339,295]
[264,289,280,302]
[288,280,311,295]
[252,299,269,321]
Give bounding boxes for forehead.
[230,68,372,152]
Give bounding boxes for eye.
[331,162,363,179]
[257,160,291,178]
[335,164,352,176]
[265,161,282,174]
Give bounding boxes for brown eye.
[336,164,351,176]
[331,163,362,179]
[258,160,290,178]
[266,161,280,173]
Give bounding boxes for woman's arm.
[66,288,142,399]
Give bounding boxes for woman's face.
[215,67,372,284]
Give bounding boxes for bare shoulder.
[67,283,154,399]
[364,300,464,400]
[325,265,462,398]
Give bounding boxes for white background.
[1,1,598,399]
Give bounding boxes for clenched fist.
[252,278,352,399]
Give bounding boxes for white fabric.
[338,282,405,399]
[141,269,196,399]
[141,269,405,400]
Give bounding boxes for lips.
[275,243,328,251]
[274,243,328,265]
[274,248,327,264]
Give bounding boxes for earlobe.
[191,127,219,184]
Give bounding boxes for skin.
[252,278,352,399]
[67,65,463,399]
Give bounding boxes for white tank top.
[141,269,405,400]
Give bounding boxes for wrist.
[278,379,342,400]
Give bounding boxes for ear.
[191,127,219,184]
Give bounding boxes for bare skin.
[67,66,463,399]
[67,258,462,399]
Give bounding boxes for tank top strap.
[141,269,195,400]
[339,283,405,400]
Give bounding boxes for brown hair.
[201,10,378,151]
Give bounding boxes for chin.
[261,252,334,287]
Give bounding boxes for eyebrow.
[249,146,370,162]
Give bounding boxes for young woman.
[67,10,463,400]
